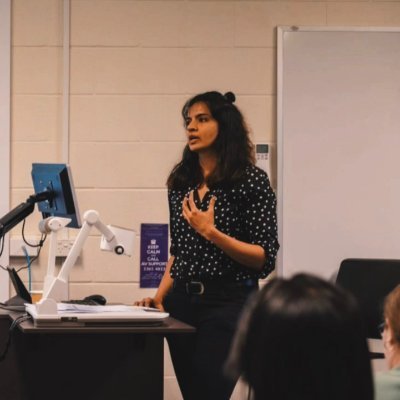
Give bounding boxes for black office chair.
[336,258,400,357]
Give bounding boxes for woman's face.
[184,102,219,154]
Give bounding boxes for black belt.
[173,278,258,295]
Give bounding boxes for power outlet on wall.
[56,240,75,257]
[9,238,76,258]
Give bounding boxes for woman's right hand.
[134,297,165,312]
[133,256,175,313]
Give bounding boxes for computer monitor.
[0,163,81,238]
[31,163,81,229]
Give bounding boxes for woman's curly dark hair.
[167,91,255,190]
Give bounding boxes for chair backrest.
[337,258,400,339]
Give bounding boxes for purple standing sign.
[140,223,168,288]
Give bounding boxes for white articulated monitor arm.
[35,210,134,315]
[39,216,72,298]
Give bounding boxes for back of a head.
[384,284,400,345]
[228,273,373,400]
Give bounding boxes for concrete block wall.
[9,0,400,399]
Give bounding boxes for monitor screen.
[31,163,81,229]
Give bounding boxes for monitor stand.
[1,268,32,311]
[3,295,26,311]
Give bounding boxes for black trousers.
[164,282,257,400]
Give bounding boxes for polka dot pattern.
[168,165,279,281]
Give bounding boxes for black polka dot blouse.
[168,164,279,282]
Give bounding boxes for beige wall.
[9,0,400,398]
[11,0,400,296]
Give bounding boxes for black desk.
[0,310,194,400]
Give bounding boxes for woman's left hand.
[182,191,216,240]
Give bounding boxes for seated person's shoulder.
[374,369,400,400]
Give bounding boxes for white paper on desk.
[57,304,138,314]
[24,303,170,326]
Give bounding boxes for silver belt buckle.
[186,281,204,295]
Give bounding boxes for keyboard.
[61,299,99,306]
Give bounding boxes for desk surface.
[0,308,194,400]
[0,308,195,334]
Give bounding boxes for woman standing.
[136,91,279,400]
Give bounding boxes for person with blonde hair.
[375,284,400,400]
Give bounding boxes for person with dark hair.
[135,90,279,399]
[226,273,374,400]
[375,284,400,400]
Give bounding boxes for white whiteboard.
[277,27,400,279]
[0,0,10,301]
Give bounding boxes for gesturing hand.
[182,191,217,240]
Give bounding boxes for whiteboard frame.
[277,26,400,277]
[0,0,11,300]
